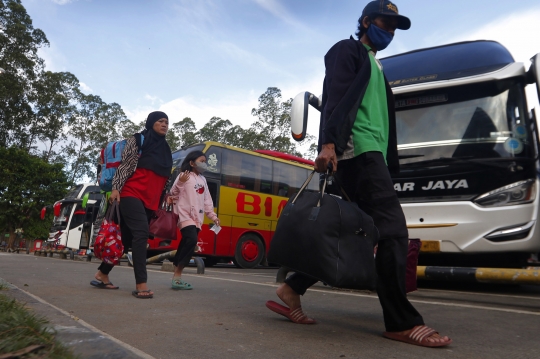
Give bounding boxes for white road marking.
[147,269,540,317]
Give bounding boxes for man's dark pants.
[284,151,425,332]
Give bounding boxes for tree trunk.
[7,229,16,251]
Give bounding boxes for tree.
[0,146,70,249]
[64,94,129,183]
[250,87,294,151]
[33,71,80,160]
[166,117,197,150]
[0,0,49,148]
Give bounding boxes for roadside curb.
[0,278,155,359]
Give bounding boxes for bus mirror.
[53,202,61,217]
[40,207,47,220]
[529,53,540,104]
[290,92,322,142]
[82,193,89,209]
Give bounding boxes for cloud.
[124,93,260,131]
[252,0,310,32]
[446,7,540,110]
[446,7,540,66]
[51,0,77,4]
[217,41,293,78]
[171,0,220,35]
[79,82,92,93]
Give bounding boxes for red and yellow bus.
[146,141,317,268]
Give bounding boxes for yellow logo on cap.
[387,3,398,13]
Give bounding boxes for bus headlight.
[473,179,536,207]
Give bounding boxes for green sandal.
[171,278,193,290]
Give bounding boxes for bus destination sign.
[395,94,448,109]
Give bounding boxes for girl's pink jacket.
[169,173,218,229]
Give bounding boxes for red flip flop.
[265,300,316,324]
[383,325,452,347]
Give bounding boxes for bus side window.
[273,162,313,197]
[221,149,272,193]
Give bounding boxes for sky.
[20,0,540,139]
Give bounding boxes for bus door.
[66,203,87,249]
[80,192,103,249]
[198,179,224,255]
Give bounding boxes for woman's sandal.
[132,290,153,299]
[383,325,452,347]
[265,300,316,324]
[171,278,193,290]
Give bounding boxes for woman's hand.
[109,189,121,203]
[213,218,220,227]
[179,170,191,183]
[166,195,176,205]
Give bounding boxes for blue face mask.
[366,23,394,51]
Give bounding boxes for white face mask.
[195,161,207,173]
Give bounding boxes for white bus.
[292,40,540,268]
[42,183,102,251]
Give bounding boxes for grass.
[0,283,78,358]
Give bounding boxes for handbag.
[149,199,179,240]
[93,200,123,266]
[268,171,379,290]
[406,238,421,293]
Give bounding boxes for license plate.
[420,240,440,253]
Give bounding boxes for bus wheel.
[203,257,218,267]
[234,234,264,269]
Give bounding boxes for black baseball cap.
[361,0,411,30]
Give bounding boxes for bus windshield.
[172,144,205,170]
[395,81,532,164]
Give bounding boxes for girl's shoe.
[171,278,193,290]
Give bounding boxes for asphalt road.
[1,252,539,359]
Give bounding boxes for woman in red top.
[90,111,172,299]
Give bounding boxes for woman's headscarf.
[136,111,173,177]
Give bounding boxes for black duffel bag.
[268,171,379,290]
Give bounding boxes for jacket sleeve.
[203,180,218,221]
[320,39,363,146]
[168,174,186,198]
[112,136,138,192]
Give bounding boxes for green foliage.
[166,87,317,158]
[0,293,77,358]
[0,147,70,246]
[0,0,49,149]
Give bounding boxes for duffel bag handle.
[292,171,353,206]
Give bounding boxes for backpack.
[99,134,144,192]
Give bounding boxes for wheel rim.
[241,240,259,262]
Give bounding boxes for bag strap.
[105,200,121,224]
[291,171,317,204]
[291,170,353,206]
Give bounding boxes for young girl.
[167,151,219,290]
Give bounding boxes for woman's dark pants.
[98,197,154,284]
[284,151,425,332]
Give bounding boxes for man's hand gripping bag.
[268,172,379,290]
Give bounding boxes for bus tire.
[234,234,264,269]
[203,257,218,267]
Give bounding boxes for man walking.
[266,0,452,348]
